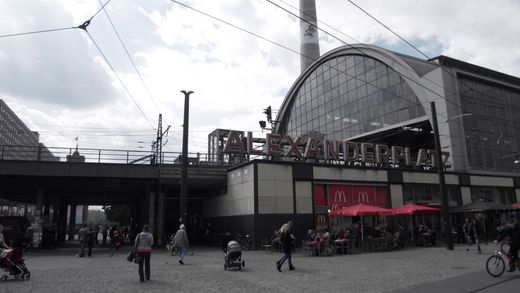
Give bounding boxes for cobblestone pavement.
[1,243,498,293]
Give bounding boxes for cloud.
[0,0,122,109]
[0,0,519,153]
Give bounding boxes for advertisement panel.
[313,184,327,207]
[327,184,387,209]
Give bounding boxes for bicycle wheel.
[486,255,505,277]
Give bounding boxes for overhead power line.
[344,0,428,59]
[98,0,162,115]
[0,27,77,39]
[169,0,520,141]
[266,0,520,136]
[81,30,155,129]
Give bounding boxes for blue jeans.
[137,252,151,281]
[277,252,293,268]
[178,247,187,261]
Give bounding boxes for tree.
[103,205,131,226]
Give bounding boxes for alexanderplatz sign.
[222,130,450,168]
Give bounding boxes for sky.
[1,0,519,156]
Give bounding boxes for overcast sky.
[1,0,519,156]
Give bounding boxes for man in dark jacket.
[496,221,520,272]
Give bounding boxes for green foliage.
[104,205,131,226]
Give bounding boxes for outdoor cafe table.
[334,238,349,254]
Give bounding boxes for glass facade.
[470,186,516,204]
[281,54,426,140]
[459,74,520,173]
[403,184,462,205]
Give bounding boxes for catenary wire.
[98,0,162,115]
[81,30,155,129]
[266,0,520,135]
[341,0,520,125]
[0,27,77,39]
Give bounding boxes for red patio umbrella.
[337,203,393,216]
[328,203,392,245]
[391,204,441,244]
[392,204,442,215]
[511,202,520,208]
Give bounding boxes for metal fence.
[0,144,248,167]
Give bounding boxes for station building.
[201,43,520,242]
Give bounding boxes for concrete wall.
[294,181,312,214]
[461,186,472,205]
[469,176,514,187]
[257,163,294,214]
[390,184,403,208]
[313,166,387,182]
[402,172,458,184]
[202,164,254,217]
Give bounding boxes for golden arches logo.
[331,203,340,211]
[334,190,347,203]
[358,191,369,203]
[316,215,327,224]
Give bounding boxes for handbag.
[131,233,141,263]
[126,251,135,262]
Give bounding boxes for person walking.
[87,227,96,257]
[0,225,11,250]
[77,224,89,257]
[134,225,153,282]
[102,225,108,246]
[463,218,474,250]
[276,221,295,272]
[173,224,189,265]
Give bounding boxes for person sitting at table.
[336,229,345,240]
[418,225,432,246]
[307,229,315,242]
[271,230,281,250]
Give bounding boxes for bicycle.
[485,242,518,277]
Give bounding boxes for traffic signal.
[263,106,272,122]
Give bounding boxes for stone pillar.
[68,205,77,241]
[82,205,88,224]
[148,191,156,235]
[36,187,45,222]
[156,190,165,246]
[57,202,68,242]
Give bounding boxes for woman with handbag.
[134,225,153,282]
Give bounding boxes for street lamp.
[447,113,472,121]
[179,90,194,226]
[431,102,454,250]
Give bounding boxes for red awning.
[329,203,392,217]
[512,202,520,208]
[392,204,442,215]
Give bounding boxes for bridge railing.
[0,144,249,167]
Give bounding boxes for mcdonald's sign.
[358,191,369,204]
[316,214,327,225]
[315,214,328,231]
[327,184,387,208]
[334,190,347,203]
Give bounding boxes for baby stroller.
[0,248,30,281]
[224,240,245,270]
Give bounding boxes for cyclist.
[496,220,520,272]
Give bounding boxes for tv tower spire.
[300,0,320,73]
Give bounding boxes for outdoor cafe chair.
[302,240,314,256]
[260,239,272,251]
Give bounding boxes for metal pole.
[431,102,454,250]
[179,90,194,225]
